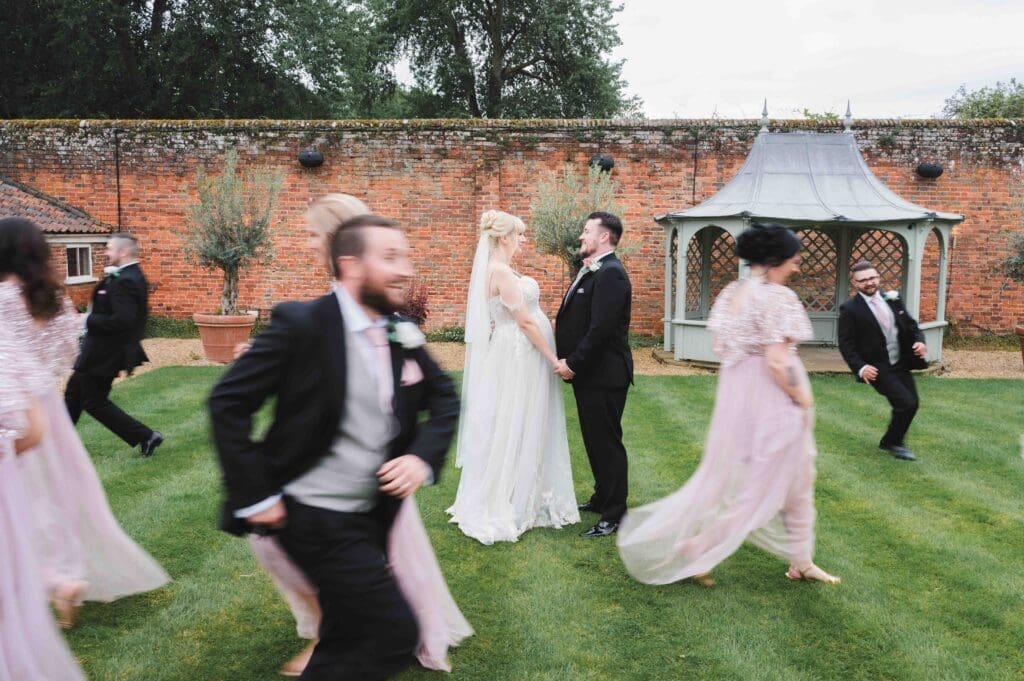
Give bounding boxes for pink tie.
[364,325,393,413]
[869,296,892,332]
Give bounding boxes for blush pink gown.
[0,324,85,680]
[0,281,169,603]
[618,280,819,584]
[249,497,473,671]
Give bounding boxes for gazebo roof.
[657,131,963,225]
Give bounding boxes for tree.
[530,163,625,277]
[942,79,1024,119]
[180,150,282,315]
[377,0,641,118]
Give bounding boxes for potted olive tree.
[181,150,283,362]
[1002,231,1024,367]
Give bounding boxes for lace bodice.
[488,275,542,327]
[708,280,813,366]
[0,281,82,391]
[0,323,34,440]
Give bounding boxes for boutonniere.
[883,290,899,302]
[388,319,426,349]
[585,259,603,274]
[103,266,121,279]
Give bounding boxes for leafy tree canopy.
[942,78,1024,119]
[0,0,639,119]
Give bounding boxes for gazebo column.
[935,226,950,323]
[663,225,675,352]
[672,223,691,360]
[904,221,931,320]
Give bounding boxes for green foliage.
[530,164,625,277]
[629,333,663,348]
[1000,231,1024,282]
[800,108,840,122]
[425,325,466,343]
[374,0,641,118]
[942,78,1024,119]
[144,316,199,339]
[180,150,282,315]
[71,368,1024,680]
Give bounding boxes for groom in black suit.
[65,232,164,456]
[555,212,633,538]
[209,215,458,680]
[838,260,928,461]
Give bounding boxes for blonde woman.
[447,210,579,544]
[245,194,472,676]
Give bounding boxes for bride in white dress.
[447,210,580,544]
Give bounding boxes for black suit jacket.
[208,292,459,535]
[837,293,927,382]
[75,263,149,376]
[555,254,634,389]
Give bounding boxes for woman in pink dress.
[0,322,86,679]
[245,194,472,676]
[617,223,840,586]
[0,217,169,629]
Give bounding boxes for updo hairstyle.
[306,193,371,240]
[735,223,802,266]
[480,210,525,249]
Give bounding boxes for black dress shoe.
[580,521,618,538]
[578,501,600,513]
[140,431,164,457]
[881,444,916,461]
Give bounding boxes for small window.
[66,246,95,284]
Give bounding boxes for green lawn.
[66,368,1024,680]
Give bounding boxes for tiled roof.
[0,179,113,235]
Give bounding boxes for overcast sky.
[613,0,1024,119]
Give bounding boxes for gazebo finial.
[760,99,769,132]
[844,100,853,132]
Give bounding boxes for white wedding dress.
[447,275,580,544]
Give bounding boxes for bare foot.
[786,563,840,584]
[279,640,317,677]
[52,580,89,629]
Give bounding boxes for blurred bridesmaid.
[0,325,86,679]
[0,217,169,628]
[617,224,839,586]
[244,194,472,676]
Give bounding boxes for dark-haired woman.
[0,217,168,629]
[617,223,839,586]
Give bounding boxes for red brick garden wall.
[1,119,1021,335]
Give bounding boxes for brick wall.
[2,119,1022,335]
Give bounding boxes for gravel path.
[139,339,1023,379]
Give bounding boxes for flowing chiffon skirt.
[0,444,85,681]
[251,496,473,671]
[18,389,170,601]
[618,354,817,584]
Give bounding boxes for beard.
[361,282,402,315]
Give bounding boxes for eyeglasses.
[852,275,880,283]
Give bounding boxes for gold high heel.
[53,580,88,629]
[692,573,716,587]
[786,564,840,584]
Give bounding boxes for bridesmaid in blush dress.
[0,324,86,680]
[243,194,472,676]
[0,218,169,630]
[617,224,839,586]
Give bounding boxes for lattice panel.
[790,229,838,312]
[669,228,679,314]
[707,229,737,302]
[851,230,906,293]
[685,234,702,312]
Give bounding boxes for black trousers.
[277,498,418,681]
[870,364,919,448]
[64,370,152,446]
[572,384,629,524]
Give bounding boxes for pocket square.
[400,359,424,386]
[577,288,585,294]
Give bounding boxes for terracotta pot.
[1016,325,1024,369]
[193,312,257,363]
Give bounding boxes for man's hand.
[554,358,575,380]
[248,499,287,528]
[912,342,927,358]
[860,364,879,382]
[378,455,431,498]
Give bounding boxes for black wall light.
[298,149,324,168]
[915,162,943,179]
[589,154,614,172]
